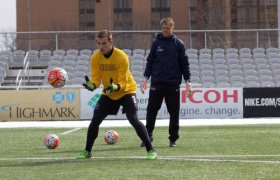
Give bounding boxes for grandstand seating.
[226,53,239,60]
[79,49,93,57]
[231,81,245,87]
[122,49,132,56]
[0,66,6,77]
[66,49,79,58]
[239,48,252,54]
[10,50,25,67]
[48,57,62,67]
[199,48,211,55]
[253,48,265,54]
[39,50,52,66]
[213,48,225,54]
[186,48,198,55]
[26,50,39,66]
[132,49,145,56]
[216,82,231,88]
[0,58,9,71]
[202,82,215,88]
[53,49,65,57]
[1,47,280,87]
[246,81,260,87]
[226,48,238,54]
[229,64,242,70]
[69,77,84,85]
[63,54,76,62]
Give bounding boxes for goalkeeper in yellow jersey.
[76,30,157,160]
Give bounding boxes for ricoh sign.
[179,88,243,118]
[0,90,80,121]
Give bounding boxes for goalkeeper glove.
[140,77,148,94]
[103,78,120,94]
[83,76,95,91]
[185,81,192,97]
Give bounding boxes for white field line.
[157,158,280,164]
[2,118,280,128]
[60,128,82,135]
[1,155,280,164]
[117,130,280,135]
[163,155,280,157]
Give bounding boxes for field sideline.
[2,117,280,128]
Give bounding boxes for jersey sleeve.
[90,53,101,87]
[116,54,130,90]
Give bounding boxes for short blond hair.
[160,17,174,28]
[97,30,112,41]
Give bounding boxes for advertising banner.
[0,89,80,121]
[81,87,243,119]
[243,87,280,117]
[180,88,243,118]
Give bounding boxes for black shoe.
[140,136,153,147]
[170,141,176,147]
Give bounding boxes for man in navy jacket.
[141,17,192,147]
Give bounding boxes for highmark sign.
[0,89,80,121]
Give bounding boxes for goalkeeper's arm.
[103,78,120,94]
[83,76,96,91]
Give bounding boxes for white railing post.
[55,33,58,50]
[204,31,207,48]
[256,31,259,48]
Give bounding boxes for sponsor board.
[0,89,80,121]
[80,87,243,119]
[243,87,280,117]
[180,88,243,118]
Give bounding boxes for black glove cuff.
[116,84,120,91]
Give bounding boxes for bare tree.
[0,32,16,51]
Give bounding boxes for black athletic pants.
[146,84,180,142]
[85,94,153,153]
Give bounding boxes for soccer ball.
[47,67,68,88]
[44,134,60,149]
[104,130,119,144]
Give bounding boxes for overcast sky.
[0,0,16,32]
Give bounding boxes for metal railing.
[0,29,279,51]
[15,52,30,90]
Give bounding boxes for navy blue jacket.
[144,33,190,85]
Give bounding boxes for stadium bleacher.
[0,47,280,87]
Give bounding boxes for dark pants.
[146,84,180,142]
[85,94,153,152]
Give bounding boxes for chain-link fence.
[0,29,279,51]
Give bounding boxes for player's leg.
[127,112,154,151]
[77,96,110,159]
[122,94,157,159]
[84,111,107,152]
[146,84,164,138]
[165,85,180,147]
[77,111,107,159]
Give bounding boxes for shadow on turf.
[0,159,94,168]
[37,146,141,155]
[0,157,149,168]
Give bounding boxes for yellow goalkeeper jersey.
[89,47,137,100]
